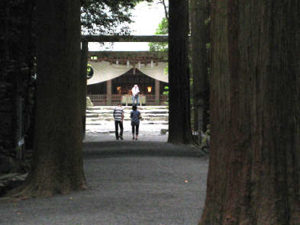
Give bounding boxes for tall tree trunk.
[191,0,210,139]
[200,0,299,224]
[13,0,86,197]
[168,0,193,144]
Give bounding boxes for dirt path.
[0,141,208,225]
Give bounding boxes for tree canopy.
[81,0,152,34]
[149,17,168,51]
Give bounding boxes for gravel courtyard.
[0,137,208,225]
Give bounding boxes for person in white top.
[131,84,140,105]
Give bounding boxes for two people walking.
[113,103,141,141]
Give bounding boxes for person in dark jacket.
[130,105,141,140]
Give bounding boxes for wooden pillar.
[80,41,88,138]
[106,80,112,105]
[155,80,160,105]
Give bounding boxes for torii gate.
[79,35,168,135]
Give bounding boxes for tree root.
[4,179,87,200]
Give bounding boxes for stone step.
[86,118,168,122]
[86,110,168,114]
[86,111,169,115]
[87,110,168,114]
[86,106,169,122]
[85,106,169,135]
[86,122,168,133]
[86,113,168,118]
[86,113,169,117]
[87,106,168,110]
[87,108,169,111]
[86,121,169,125]
[87,109,168,120]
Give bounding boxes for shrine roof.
[88,51,168,65]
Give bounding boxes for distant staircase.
[86,106,169,133]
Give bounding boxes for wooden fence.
[88,94,168,106]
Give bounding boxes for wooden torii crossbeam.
[81,35,168,43]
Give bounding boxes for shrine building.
[87,51,168,106]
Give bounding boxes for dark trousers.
[132,124,139,135]
[115,121,123,139]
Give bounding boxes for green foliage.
[87,64,94,79]
[163,85,169,104]
[148,16,169,101]
[81,0,152,34]
[164,64,168,75]
[147,5,169,104]
[149,17,168,51]
[156,17,168,34]
[163,85,169,95]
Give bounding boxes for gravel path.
[0,140,208,225]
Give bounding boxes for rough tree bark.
[168,0,193,144]
[191,0,210,138]
[12,0,86,197]
[200,0,299,224]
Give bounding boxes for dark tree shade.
[0,0,36,163]
[11,0,86,197]
[168,0,193,144]
[190,0,210,137]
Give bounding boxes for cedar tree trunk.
[14,0,86,197]
[191,0,210,138]
[168,0,193,144]
[200,0,300,224]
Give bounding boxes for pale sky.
[89,1,166,51]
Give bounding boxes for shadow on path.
[0,141,208,225]
[84,141,206,158]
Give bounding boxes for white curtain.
[87,61,131,85]
[137,62,168,83]
[87,61,168,85]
